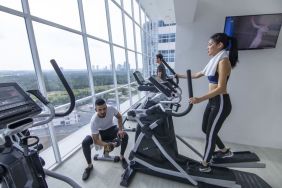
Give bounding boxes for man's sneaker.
[199,163,211,173]
[82,165,93,181]
[213,148,233,158]
[121,158,128,169]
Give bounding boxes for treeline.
[0,70,132,106]
[44,70,129,92]
[0,70,130,92]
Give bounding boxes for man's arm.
[176,71,204,79]
[116,112,123,131]
[157,65,166,79]
[92,134,107,147]
[157,68,163,79]
[116,112,126,138]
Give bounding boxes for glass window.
[33,22,90,102]
[128,50,136,82]
[0,0,22,11]
[88,38,114,93]
[114,46,128,85]
[137,53,143,74]
[118,85,130,112]
[0,12,55,162]
[109,1,125,46]
[29,0,81,30]
[33,22,93,157]
[133,0,140,24]
[135,25,142,52]
[141,30,146,52]
[146,15,149,23]
[130,82,139,104]
[123,0,132,17]
[124,15,135,50]
[140,8,145,28]
[96,91,117,109]
[146,34,151,56]
[83,0,109,41]
[0,12,37,90]
[158,33,175,43]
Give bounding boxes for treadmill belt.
[213,151,260,164]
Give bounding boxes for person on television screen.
[176,33,239,173]
[249,16,269,48]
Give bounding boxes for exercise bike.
[0,60,81,188]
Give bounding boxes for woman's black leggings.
[202,94,232,163]
[82,126,129,164]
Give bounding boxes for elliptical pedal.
[212,151,260,164]
[233,170,272,188]
[211,151,266,168]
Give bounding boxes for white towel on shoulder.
[201,50,228,76]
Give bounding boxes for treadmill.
[120,70,271,188]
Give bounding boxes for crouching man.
[81,98,129,181]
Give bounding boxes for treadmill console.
[0,83,42,129]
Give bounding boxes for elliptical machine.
[120,69,271,187]
[0,60,81,188]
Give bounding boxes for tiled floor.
[46,121,282,188]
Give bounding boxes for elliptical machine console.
[0,60,81,188]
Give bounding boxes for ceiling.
[139,0,176,23]
[139,0,198,24]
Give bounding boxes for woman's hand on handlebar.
[189,97,204,104]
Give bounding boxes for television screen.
[224,13,282,50]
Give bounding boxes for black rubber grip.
[50,59,75,117]
[27,90,49,105]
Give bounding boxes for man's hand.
[104,143,115,153]
[117,129,126,139]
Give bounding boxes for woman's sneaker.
[198,163,211,173]
[213,148,233,158]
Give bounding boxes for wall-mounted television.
[224,13,282,50]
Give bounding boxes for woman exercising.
[177,33,239,172]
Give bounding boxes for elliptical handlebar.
[161,59,179,85]
[165,70,193,117]
[147,70,193,117]
[50,59,75,117]
[24,59,76,128]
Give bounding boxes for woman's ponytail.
[228,36,239,68]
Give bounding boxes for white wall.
[174,0,282,149]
